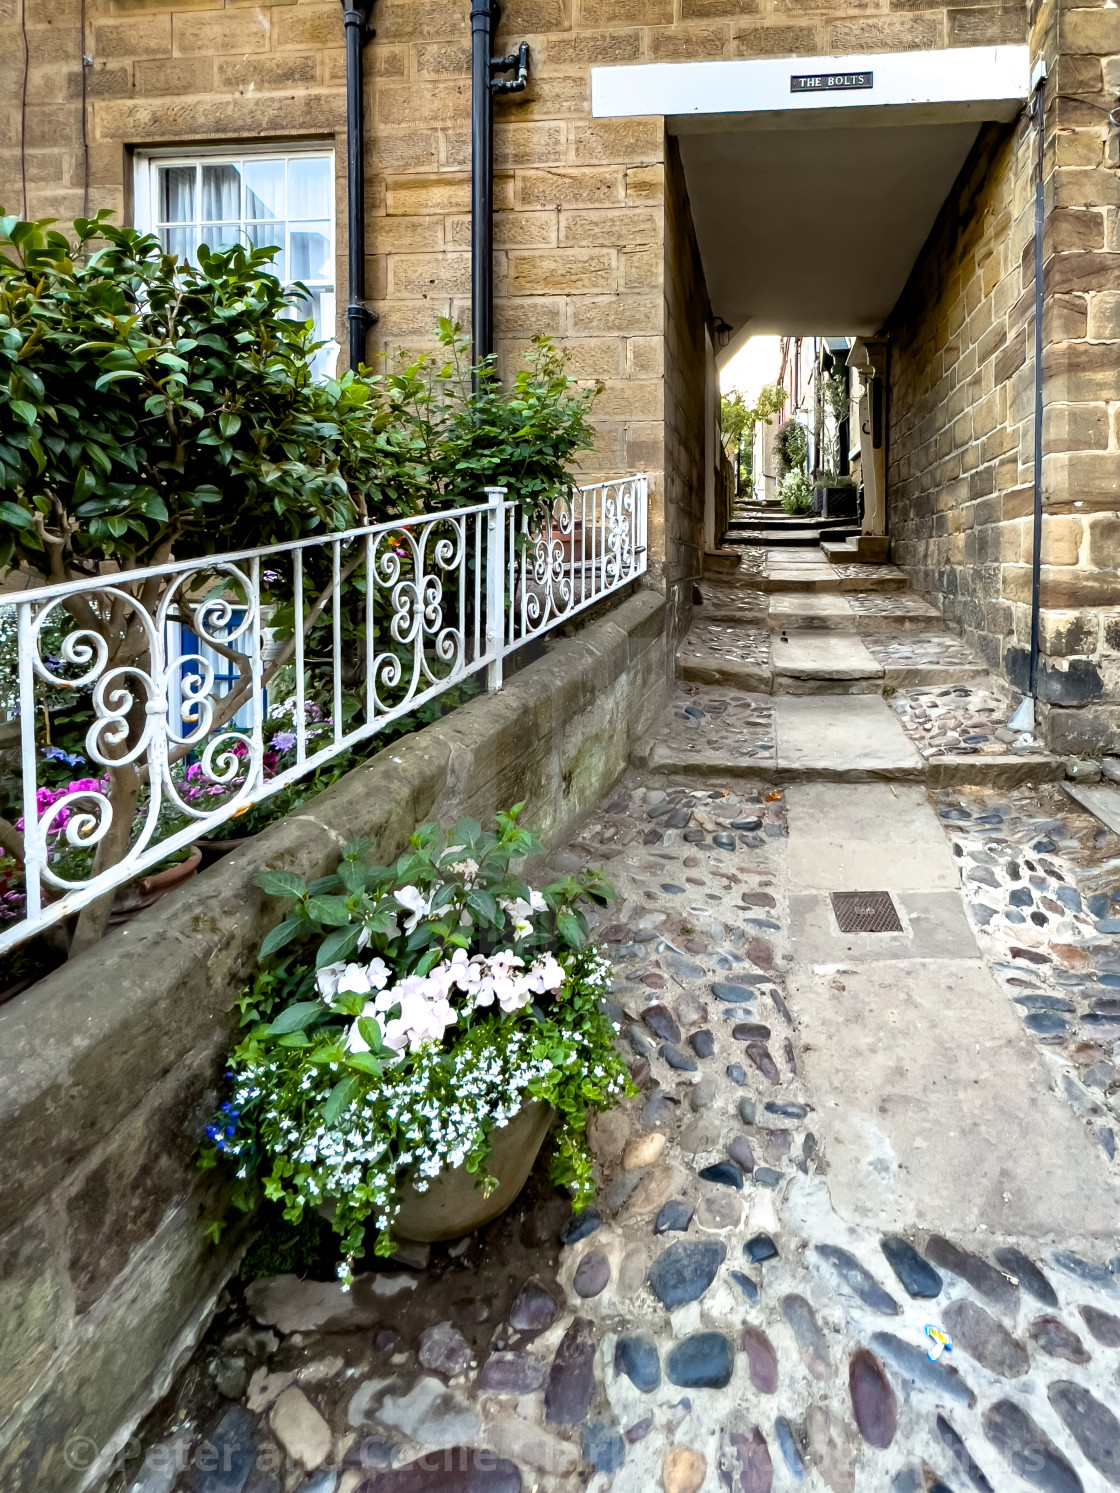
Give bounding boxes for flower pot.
[109,845,203,925]
[196,835,253,872]
[392,1100,554,1244]
[549,518,584,564]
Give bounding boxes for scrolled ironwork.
[0,481,646,952]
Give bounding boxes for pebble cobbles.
[124,558,1120,1493]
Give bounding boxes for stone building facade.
[888,2,1120,754]
[0,0,1116,744]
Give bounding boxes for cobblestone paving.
[826,563,908,583]
[845,593,941,618]
[890,685,1051,758]
[700,580,768,620]
[126,772,1120,1493]
[121,566,1120,1493]
[678,621,771,673]
[862,634,983,671]
[645,686,776,764]
[938,784,1120,1175]
[736,548,767,579]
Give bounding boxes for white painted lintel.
[591,46,1030,123]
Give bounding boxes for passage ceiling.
[591,47,1029,345]
[675,117,982,339]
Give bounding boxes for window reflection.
[151,153,337,379]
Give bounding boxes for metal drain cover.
[830,890,903,933]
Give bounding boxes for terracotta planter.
[109,845,202,925]
[196,835,253,872]
[393,1101,554,1244]
[549,519,584,563]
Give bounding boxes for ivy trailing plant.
[199,807,632,1280]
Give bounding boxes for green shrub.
[779,470,814,515]
[0,212,382,580]
[773,418,809,479]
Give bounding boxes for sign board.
[790,71,874,93]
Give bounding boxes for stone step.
[764,591,944,632]
[678,653,987,696]
[636,689,1064,787]
[822,535,892,565]
[771,631,882,694]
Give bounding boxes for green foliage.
[201,808,631,1275]
[779,469,814,515]
[813,365,851,482]
[773,418,809,479]
[369,320,603,525]
[720,382,785,491]
[0,217,602,583]
[0,212,380,578]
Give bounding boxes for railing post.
[484,485,506,691]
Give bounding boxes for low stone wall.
[0,587,668,1493]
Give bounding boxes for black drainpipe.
[471,0,529,372]
[341,0,378,372]
[1028,64,1047,706]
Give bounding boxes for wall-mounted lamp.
[713,318,732,349]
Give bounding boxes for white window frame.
[133,144,339,379]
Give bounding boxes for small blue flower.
[42,745,85,767]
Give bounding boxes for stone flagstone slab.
[791,958,1120,1238]
[772,696,924,780]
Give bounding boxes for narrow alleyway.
[128,536,1120,1493]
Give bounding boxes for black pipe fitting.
[342,0,378,372]
[471,1,529,375]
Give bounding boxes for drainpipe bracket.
[490,40,530,93]
[347,304,379,331]
[340,0,376,45]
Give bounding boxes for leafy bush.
[0,213,602,583]
[371,320,603,522]
[0,212,602,958]
[773,418,809,479]
[779,470,814,515]
[0,212,381,579]
[200,808,631,1277]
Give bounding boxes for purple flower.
[271,731,296,752]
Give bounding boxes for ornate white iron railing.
[0,476,647,953]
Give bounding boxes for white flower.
[316,961,347,1000]
[503,897,535,941]
[336,962,373,996]
[527,953,566,995]
[365,956,391,991]
[394,885,430,933]
[529,889,548,912]
[446,856,480,886]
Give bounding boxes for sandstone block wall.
[887,120,1036,674]
[1,0,1033,608]
[0,591,668,1493]
[886,0,1120,753]
[663,134,708,638]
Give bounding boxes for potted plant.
[200,807,631,1282]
